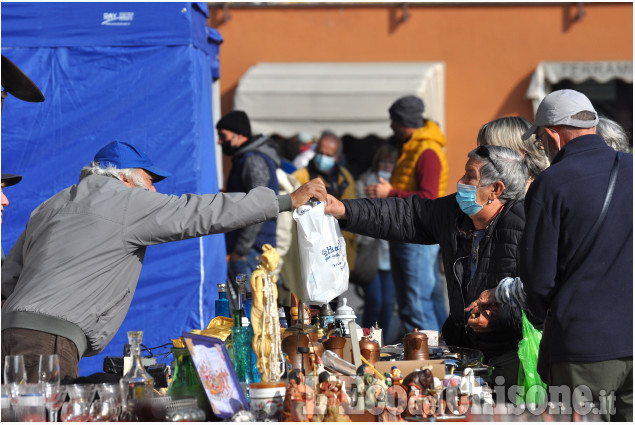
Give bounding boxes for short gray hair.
[317,130,343,157]
[477,116,549,179]
[468,145,528,203]
[596,116,631,153]
[80,161,147,188]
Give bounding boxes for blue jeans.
[389,242,446,332]
[362,269,395,331]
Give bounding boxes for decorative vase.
[248,382,286,421]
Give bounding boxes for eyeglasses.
[475,145,503,175]
[533,132,546,151]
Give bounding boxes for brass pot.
[403,328,429,361]
[281,332,324,372]
[358,336,381,366]
[322,336,347,358]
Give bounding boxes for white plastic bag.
[292,201,349,304]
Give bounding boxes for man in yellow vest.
[365,95,448,333]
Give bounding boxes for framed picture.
[182,332,248,418]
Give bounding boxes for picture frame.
[182,332,248,418]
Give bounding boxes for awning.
[234,62,445,138]
[526,61,633,111]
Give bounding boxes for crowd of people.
[1,53,632,420]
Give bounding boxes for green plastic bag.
[516,311,547,405]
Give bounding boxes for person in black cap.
[363,95,449,335]
[1,55,43,262]
[1,54,45,111]
[1,140,326,382]
[216,110,282,300]
[1,173,22,223]
[1,173,23,264]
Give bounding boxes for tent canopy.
[234,62,445,138]
[526,61,633,112]
[2,2,224,376]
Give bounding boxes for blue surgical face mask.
[456,183,483,216]
[314,154,335,173]
[377,170,392,182]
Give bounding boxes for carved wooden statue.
[250,243,284,382]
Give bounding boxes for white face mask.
[377,170,392,182]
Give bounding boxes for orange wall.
[208,3,633,187]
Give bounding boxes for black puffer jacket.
[340,194,524,359]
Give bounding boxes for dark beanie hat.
[389,95,425,129]
[216,110,252,139]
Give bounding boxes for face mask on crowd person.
[221,140,240,157]
[377,170,392,181]
[314,154,335,173]
[456,183,483,216]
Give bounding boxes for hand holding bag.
[293,201,349,304]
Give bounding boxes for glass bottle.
[215,283,230,318]
[120,331,154,404]
[167,348,213,420]
[231,309,254,401]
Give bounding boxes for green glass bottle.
[167,347,213,420]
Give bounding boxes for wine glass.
[4,355,27,385]
[43,384,67,422]
[38,354,60,386]
[14,383,46,422]
[89,383,121,421]
[60,399,90,422]
[3,355,27,402]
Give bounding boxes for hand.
[323,194,347,219]
[466,307,493,333]
[364,177,392,199]
[290,178,327,209]
[464,288,498,315]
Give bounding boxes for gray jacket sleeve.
[122,186,279,248]
[1,230,26,299]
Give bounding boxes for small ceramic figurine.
[282,369,315,422]
[323,377,351,422]
[250,244,284,382]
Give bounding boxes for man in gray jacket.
[1,141,326,382]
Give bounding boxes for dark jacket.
[225,135,280,255]
[340,194,524,359]
[520,134,633,363]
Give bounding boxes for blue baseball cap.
[94,141,171,182]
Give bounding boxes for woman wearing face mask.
[324,144,528,402]
[352,144,399,336]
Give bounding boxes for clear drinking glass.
[38,354,60,386]
[3,355,27,386]
[1,384,15,421]
[43,384,67,422]
[60,400,90,422]
[89,383,121,421]
[14,383,46,422]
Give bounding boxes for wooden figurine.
[250,243,284,382]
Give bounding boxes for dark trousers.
[2,328,79,383]
[551,358,633,422]
[484,349,520,404]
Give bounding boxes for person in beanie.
[1,140,326,381]
[364,95,448,333]
[216,110,282,297]
[519,89,633,421]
